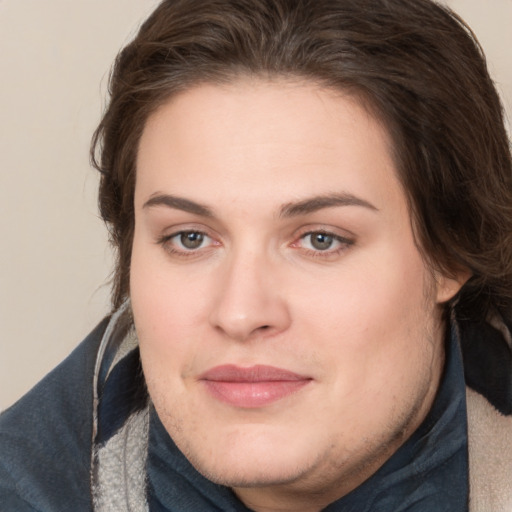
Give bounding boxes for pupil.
[181,232,203,249]
[311,233,333,250]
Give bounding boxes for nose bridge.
[209,243,290,341]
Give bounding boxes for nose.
[208,250,291,342]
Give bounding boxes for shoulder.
[467,387,512,512]
[0,317,109,511]
[455,310,512,511]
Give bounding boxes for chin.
[192,454,312,489]
[172,421,320,487]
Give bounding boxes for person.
[1,0,511,510]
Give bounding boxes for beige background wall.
[1,0,511,410]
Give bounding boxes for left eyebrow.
[279,193,379,218]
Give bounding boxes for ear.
[435,269,472,304]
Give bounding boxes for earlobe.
[435,270,472,304]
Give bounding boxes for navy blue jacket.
[0,319,108,511]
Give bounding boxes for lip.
[199,364,312,408]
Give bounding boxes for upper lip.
[199,364,310,382]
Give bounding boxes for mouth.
[199,365,312,408]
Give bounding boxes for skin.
[130,79,466,512]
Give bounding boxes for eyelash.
[291,230,354,259]
[157,230,217,258]
[156,229,354,259]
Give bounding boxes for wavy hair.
[91,0,512,322]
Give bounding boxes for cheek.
[306,248,429,342]
[298,242,435,400]
[130,235,203,376]
[131,230,209,327]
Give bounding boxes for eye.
[178,231,207,250]
[303,232,337,251]
[158,230,216,255]
[292,230,354,257]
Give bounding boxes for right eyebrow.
[142,194,214,217]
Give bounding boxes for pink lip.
[199,365,312,408]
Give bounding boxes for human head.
[130,78,454,507]
[90,1,512,507]
[92,0,512,321]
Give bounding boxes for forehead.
[135,78,405,217]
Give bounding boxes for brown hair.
[91,0,512,321]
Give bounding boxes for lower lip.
[202,380,310,408]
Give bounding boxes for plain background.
[1,0,511,410]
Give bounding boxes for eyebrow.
[279,193,378,218]
[143,194,214,217]
[142,192,378,218]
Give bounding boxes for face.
[131,79,463,510]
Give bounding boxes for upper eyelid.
[302,231,352,242]
[301,229,352,239]
[293,224,356,241]
[296,232,354,248]
[159,229,212,244]
[159,225,215,240]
